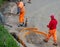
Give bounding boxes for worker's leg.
[18,11,25,27]
[53,29,57,43]
[44,30,52,42]
[52,29,57,46]
[19,11,25,23]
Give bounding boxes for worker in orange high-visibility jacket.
[43,15,58,46]
[17,0,25,27]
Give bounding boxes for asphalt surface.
[25,0,60,31]
[23,0,60,47]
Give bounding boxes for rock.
[7,0,18,2]
[4,2,18,14]
[0,12,5,24]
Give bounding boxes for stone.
[0,12,5,24]
[4,2,18,14]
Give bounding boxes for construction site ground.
[0,0,60,47]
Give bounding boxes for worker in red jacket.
[44,15,58,46]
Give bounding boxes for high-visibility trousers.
[19,11,25,23]
[46,29,57,43]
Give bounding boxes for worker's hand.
[47,25,49,27]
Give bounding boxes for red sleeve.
[47,20,52,28]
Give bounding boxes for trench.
[10,32,27,47]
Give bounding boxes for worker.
[17,0,25,27]
[43,15,58,46]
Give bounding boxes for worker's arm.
[47,21,52,28]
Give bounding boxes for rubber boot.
[43,39,48,43]
[24,18,28,27]
[53,43,58,46]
